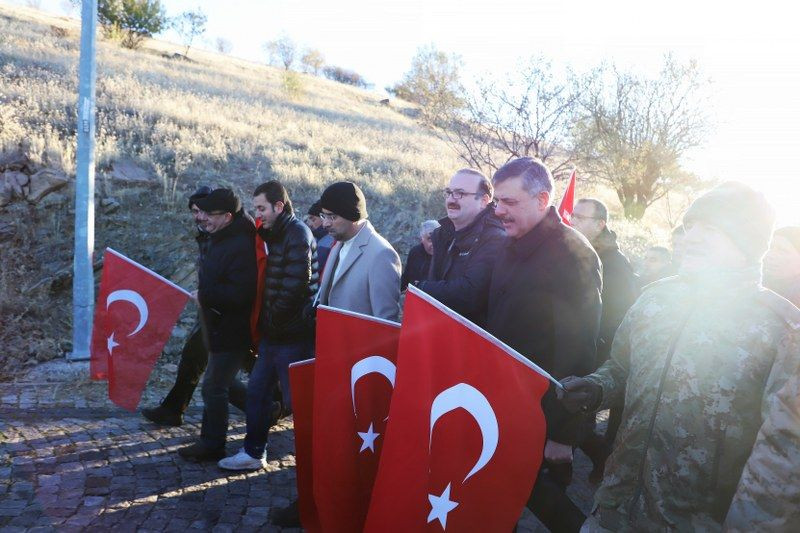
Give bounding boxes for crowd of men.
[140,158,800,531]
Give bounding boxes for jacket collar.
[210,209,251,243]
[508,206,563,259]
[330,220,373,284]
[257,210,293,243]
[591,226,619,255]
[437,206,498,251]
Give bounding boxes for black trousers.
[527,461,586,532]
[160,323,247,414]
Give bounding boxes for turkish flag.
[558,169,577,225]
[365,286,551,532]
[90,248,191,411]
[288,358,320,532]
[312,306,401,533]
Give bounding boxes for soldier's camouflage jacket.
[584,268,800,531]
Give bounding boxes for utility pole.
[69,0,98,361]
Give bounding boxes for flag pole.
[69,0,98,361]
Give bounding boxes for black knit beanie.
[320,182,368,222]
[194,188,240,215]
[683,181,775,264]
[307,200,322,217]
[188,185,212,209]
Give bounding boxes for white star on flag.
[107,333,119,356]
[357,422,380,453]
[427,483,459,530]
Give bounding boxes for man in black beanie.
[142,185,248,427]
[306,200,334,270]
[559,182,800,531]
[316,181,401,321]
[178,188,257,461]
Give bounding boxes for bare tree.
[300,48,325,75]
[574,56,710,220]
[436,58,582,177]
[215,37,232,54]
[388,45,464,125]
[173,8,207,57]
[264,35,297,70]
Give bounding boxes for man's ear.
[274,201,285,214]
[538,191,551,210]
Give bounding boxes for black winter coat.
[418,206,506,327]
[198,212,257,352]
[591,227,638,365]
[257,211,319,343]
[486,207,601,445]
[401,243,432,291]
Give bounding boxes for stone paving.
[0,359,598,532]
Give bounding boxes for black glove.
[557,376,602,414]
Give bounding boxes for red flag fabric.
[365,286,551,533]
[90,248,190,410]
[288,358,320,533]
[558,169,577,225]
[312,306,401,533]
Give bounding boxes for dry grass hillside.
[0,5,674,378]
[0,5,462,377]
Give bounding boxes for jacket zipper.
[628,307,694,518]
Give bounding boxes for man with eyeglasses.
[486,158,602,532]
[141,185,249,428]
[316,181,401,321]
[415,168,505,327]
[178,188,257,462]
[570,198,639,483]
[217,180,319,471]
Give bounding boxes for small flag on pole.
[558,169,577,225]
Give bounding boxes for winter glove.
[557,376,602,414]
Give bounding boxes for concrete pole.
[69,0,98,361]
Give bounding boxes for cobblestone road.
[0,360,597,532]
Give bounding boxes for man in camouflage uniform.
[559,181,800,531]
[724,337,800,531]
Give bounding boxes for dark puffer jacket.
[418,206,506,327]
[198,211,257,352]
[257,211,319,343]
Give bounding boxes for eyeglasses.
[205,211,229,217]
[571,213,603,222]
[320,212,340,222]
[443,188,481,200]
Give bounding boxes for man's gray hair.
[492,157,554,200]
[420,219,440,236]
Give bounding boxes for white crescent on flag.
[429,382,499,482]
[106,289,149,336]
[350,355,396,416]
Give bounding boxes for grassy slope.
[0,5,460,376]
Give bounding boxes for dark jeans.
[199,350,248,451]
[161,323,248,414]
[244,338,314,459]
[527,461,586,532]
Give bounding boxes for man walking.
[142,185,242,427]
[416,168,505,326]
[306,200,334,270]
[218,181,319,470]
[272,181,401,527]
[486,158,602,532]
[570,197,639,481]
[316,181,401,321]
[559,182,800,531]
[178,188,256,462]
